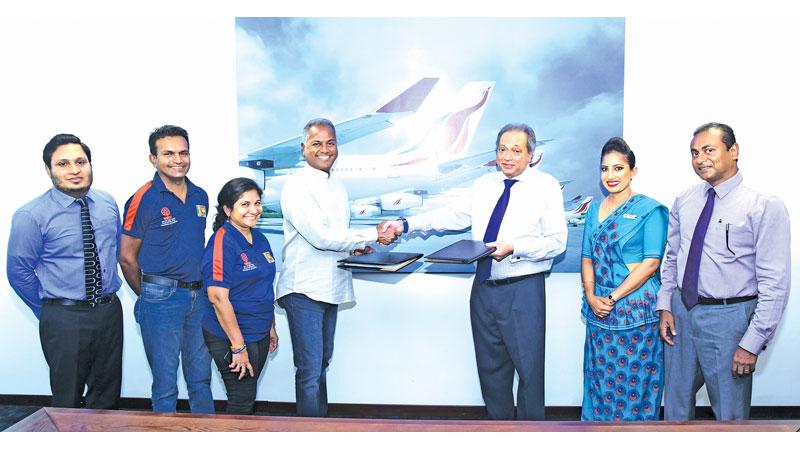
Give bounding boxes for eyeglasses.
[497,146,527,159]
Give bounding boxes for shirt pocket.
[708,220,752,262]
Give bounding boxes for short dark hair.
[42,134,91,167]
[600,137,636,169]
[693,122,736,150]
[148,125,189,156]
[212,177,264,231]
[495,123,536,154]
[302,118,337,143]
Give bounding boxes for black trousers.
[38,295,123,409]
[204,326,271,415]
[470,273,546,420]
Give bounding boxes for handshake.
[376,219,404,245]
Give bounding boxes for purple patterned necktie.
[477,179,518,283]
[681,188,716,310]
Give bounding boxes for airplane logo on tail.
[566,196,593,226]
[392,82,494,169]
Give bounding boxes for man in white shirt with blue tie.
[385,123,567,420]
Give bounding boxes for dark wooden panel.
[6,408,800,432]
[3,408,58,432]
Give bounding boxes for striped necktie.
[477,179,518,283]
[76,197,103,303]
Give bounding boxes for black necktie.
[681,188,716,310]
[477,179,518,283]
[77,197,103,303]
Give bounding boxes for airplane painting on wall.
[235,17,625,273]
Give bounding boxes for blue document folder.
[424,239,496,264]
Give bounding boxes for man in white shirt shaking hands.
[382,123,567,420]
[276,118,397,417]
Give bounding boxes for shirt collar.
[151,172,199,195]
[49,186,96,208]
[301,162,333,179]
[222,221,253,247]
[495,165,534,184]
[705,170,742,199]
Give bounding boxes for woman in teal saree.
[580,137,668,421]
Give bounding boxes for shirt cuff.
[364,226,379,244]
[405,216,427,234]
[739,328,767,355]
[509,242,527,263]
[655,293,672,312]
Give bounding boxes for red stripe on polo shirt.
[213,227,227,282]
[123,181,153,231]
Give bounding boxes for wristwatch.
[399,217,409,234]
[608,294,615,303]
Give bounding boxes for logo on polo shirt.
[196,205,207,217]
[241,252,257,271]
[263,251,274,263]
[160,207,178,227]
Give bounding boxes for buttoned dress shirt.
[656,171,791,354]
[407,167,568,280]
[7,187,123,318]
[276,164,378,305]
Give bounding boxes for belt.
[697,295,758,306]
[483,273,537,287]
[43,293,118,308]
[142,274,202,290]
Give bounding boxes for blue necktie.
[477,179,518,283]
[681,188,716,310]
[77,197,103,303]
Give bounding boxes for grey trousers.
[663,290,757,420]
[469,273,546,420]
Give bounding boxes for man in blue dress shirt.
[657,123,791,420]
[7,134,123,409]
[119,125,214,414]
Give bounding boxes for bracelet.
[230,344,247,354]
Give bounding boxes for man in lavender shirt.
[657,122,791,420]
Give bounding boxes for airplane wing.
[437,150,496,174]
[240,77,439,170]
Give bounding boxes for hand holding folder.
[424,239,496,264]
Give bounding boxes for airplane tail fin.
[390,81,494,169]
[376,78,439,114]
[432,81,494,163]
[569,196,593,215]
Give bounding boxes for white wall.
[1,10,798,406]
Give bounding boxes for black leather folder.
[338,251,423,272]
[424,239,495,264]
